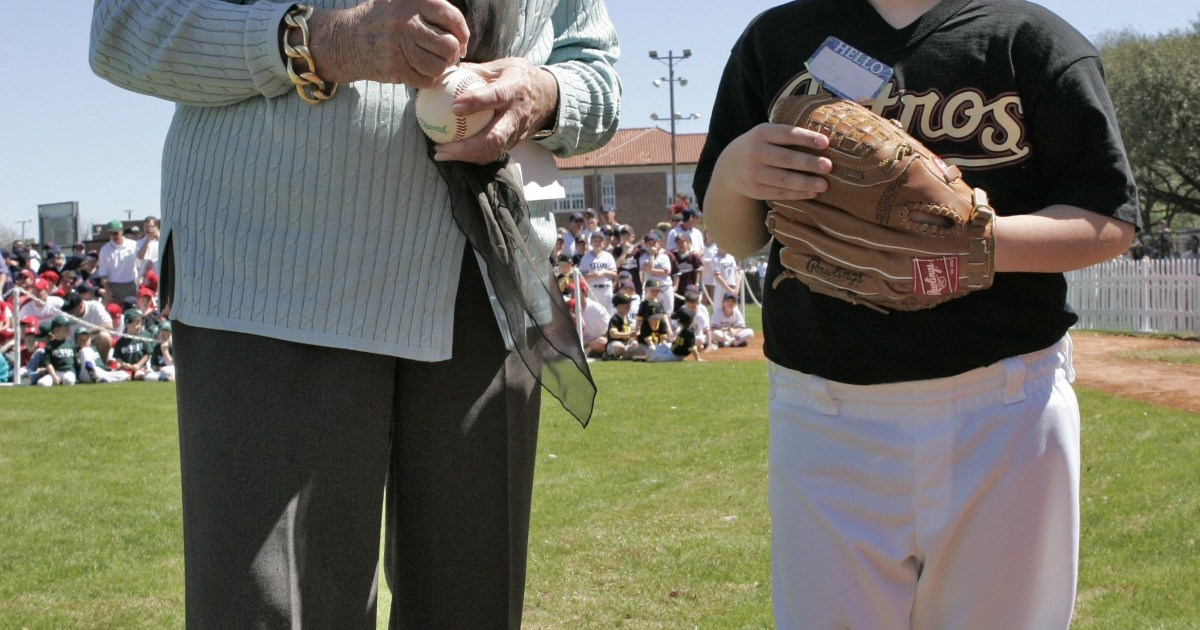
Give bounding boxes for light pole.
[649,49,701,203]
[15,219,32,241]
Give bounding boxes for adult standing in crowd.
[562,211,587,254]
[136,216,161,282]
[96,219,139,306]
[64,240,87,272]
[1182,234,1199,259]
[91,1,620,628]
[599,204,618,229]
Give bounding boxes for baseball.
[415,67,495,144]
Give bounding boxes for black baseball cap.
[61,291,83,312]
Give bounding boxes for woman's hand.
[432,59,560,164]
[306,0,471,88]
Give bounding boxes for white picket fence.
[1066,258,1200,334]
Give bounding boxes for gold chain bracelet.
[282,4,337,104]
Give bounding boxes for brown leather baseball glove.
[765,92,996,312]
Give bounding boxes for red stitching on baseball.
[451,73,485,143]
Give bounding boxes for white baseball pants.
[767,336,1079,630]
[145,366,176,382]
[712,328,753,347]
[37,372,77,387]
[80,366,131,383]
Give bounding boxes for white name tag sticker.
[804,36,893,101]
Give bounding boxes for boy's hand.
[716,123,833,202]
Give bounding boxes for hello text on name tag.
[804,36,894,101]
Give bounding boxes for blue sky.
[3,0,1196,240]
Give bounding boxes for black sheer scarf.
[431,148,596,426]
[431,0,595,426]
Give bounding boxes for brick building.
[552,127,705,238]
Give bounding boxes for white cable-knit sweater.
[89,0,621,361]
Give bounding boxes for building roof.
[554,127,707,169]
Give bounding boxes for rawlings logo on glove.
[764,91,996,312]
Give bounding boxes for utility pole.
[649,49,701,202]
[15,219,32,241]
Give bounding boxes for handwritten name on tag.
[804,36,893,101]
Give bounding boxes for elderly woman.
[90,1,620,627]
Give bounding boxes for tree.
[0,224,17,249]
[1099,18,1200,231]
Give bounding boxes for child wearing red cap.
[105,302,126,338]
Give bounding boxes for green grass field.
[2,352,1198,628]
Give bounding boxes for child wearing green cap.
[144,321,175,382]
[113,309,153,380]
[37,315,77,386]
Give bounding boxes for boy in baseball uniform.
[632,279,665,345]
[579,230,618,310]
[694,0,1140,628]
[144,320,176,382]
[38,315,78,387]
[710,293,754,348]
[605,293,636,360]
[76,328,130,383]
[113,309,153,380]
[635,311,671,359]
[681,290,714,352]
[646,307,701,363]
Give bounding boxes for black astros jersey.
[694,0,1139,384]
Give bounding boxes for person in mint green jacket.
[91,1,621,627]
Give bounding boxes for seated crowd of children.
[3,212,751,382]
[2,281,174,387]
[554,217,756,364]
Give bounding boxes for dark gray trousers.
[173,251,541,629]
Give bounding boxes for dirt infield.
[703,331,1200,415]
